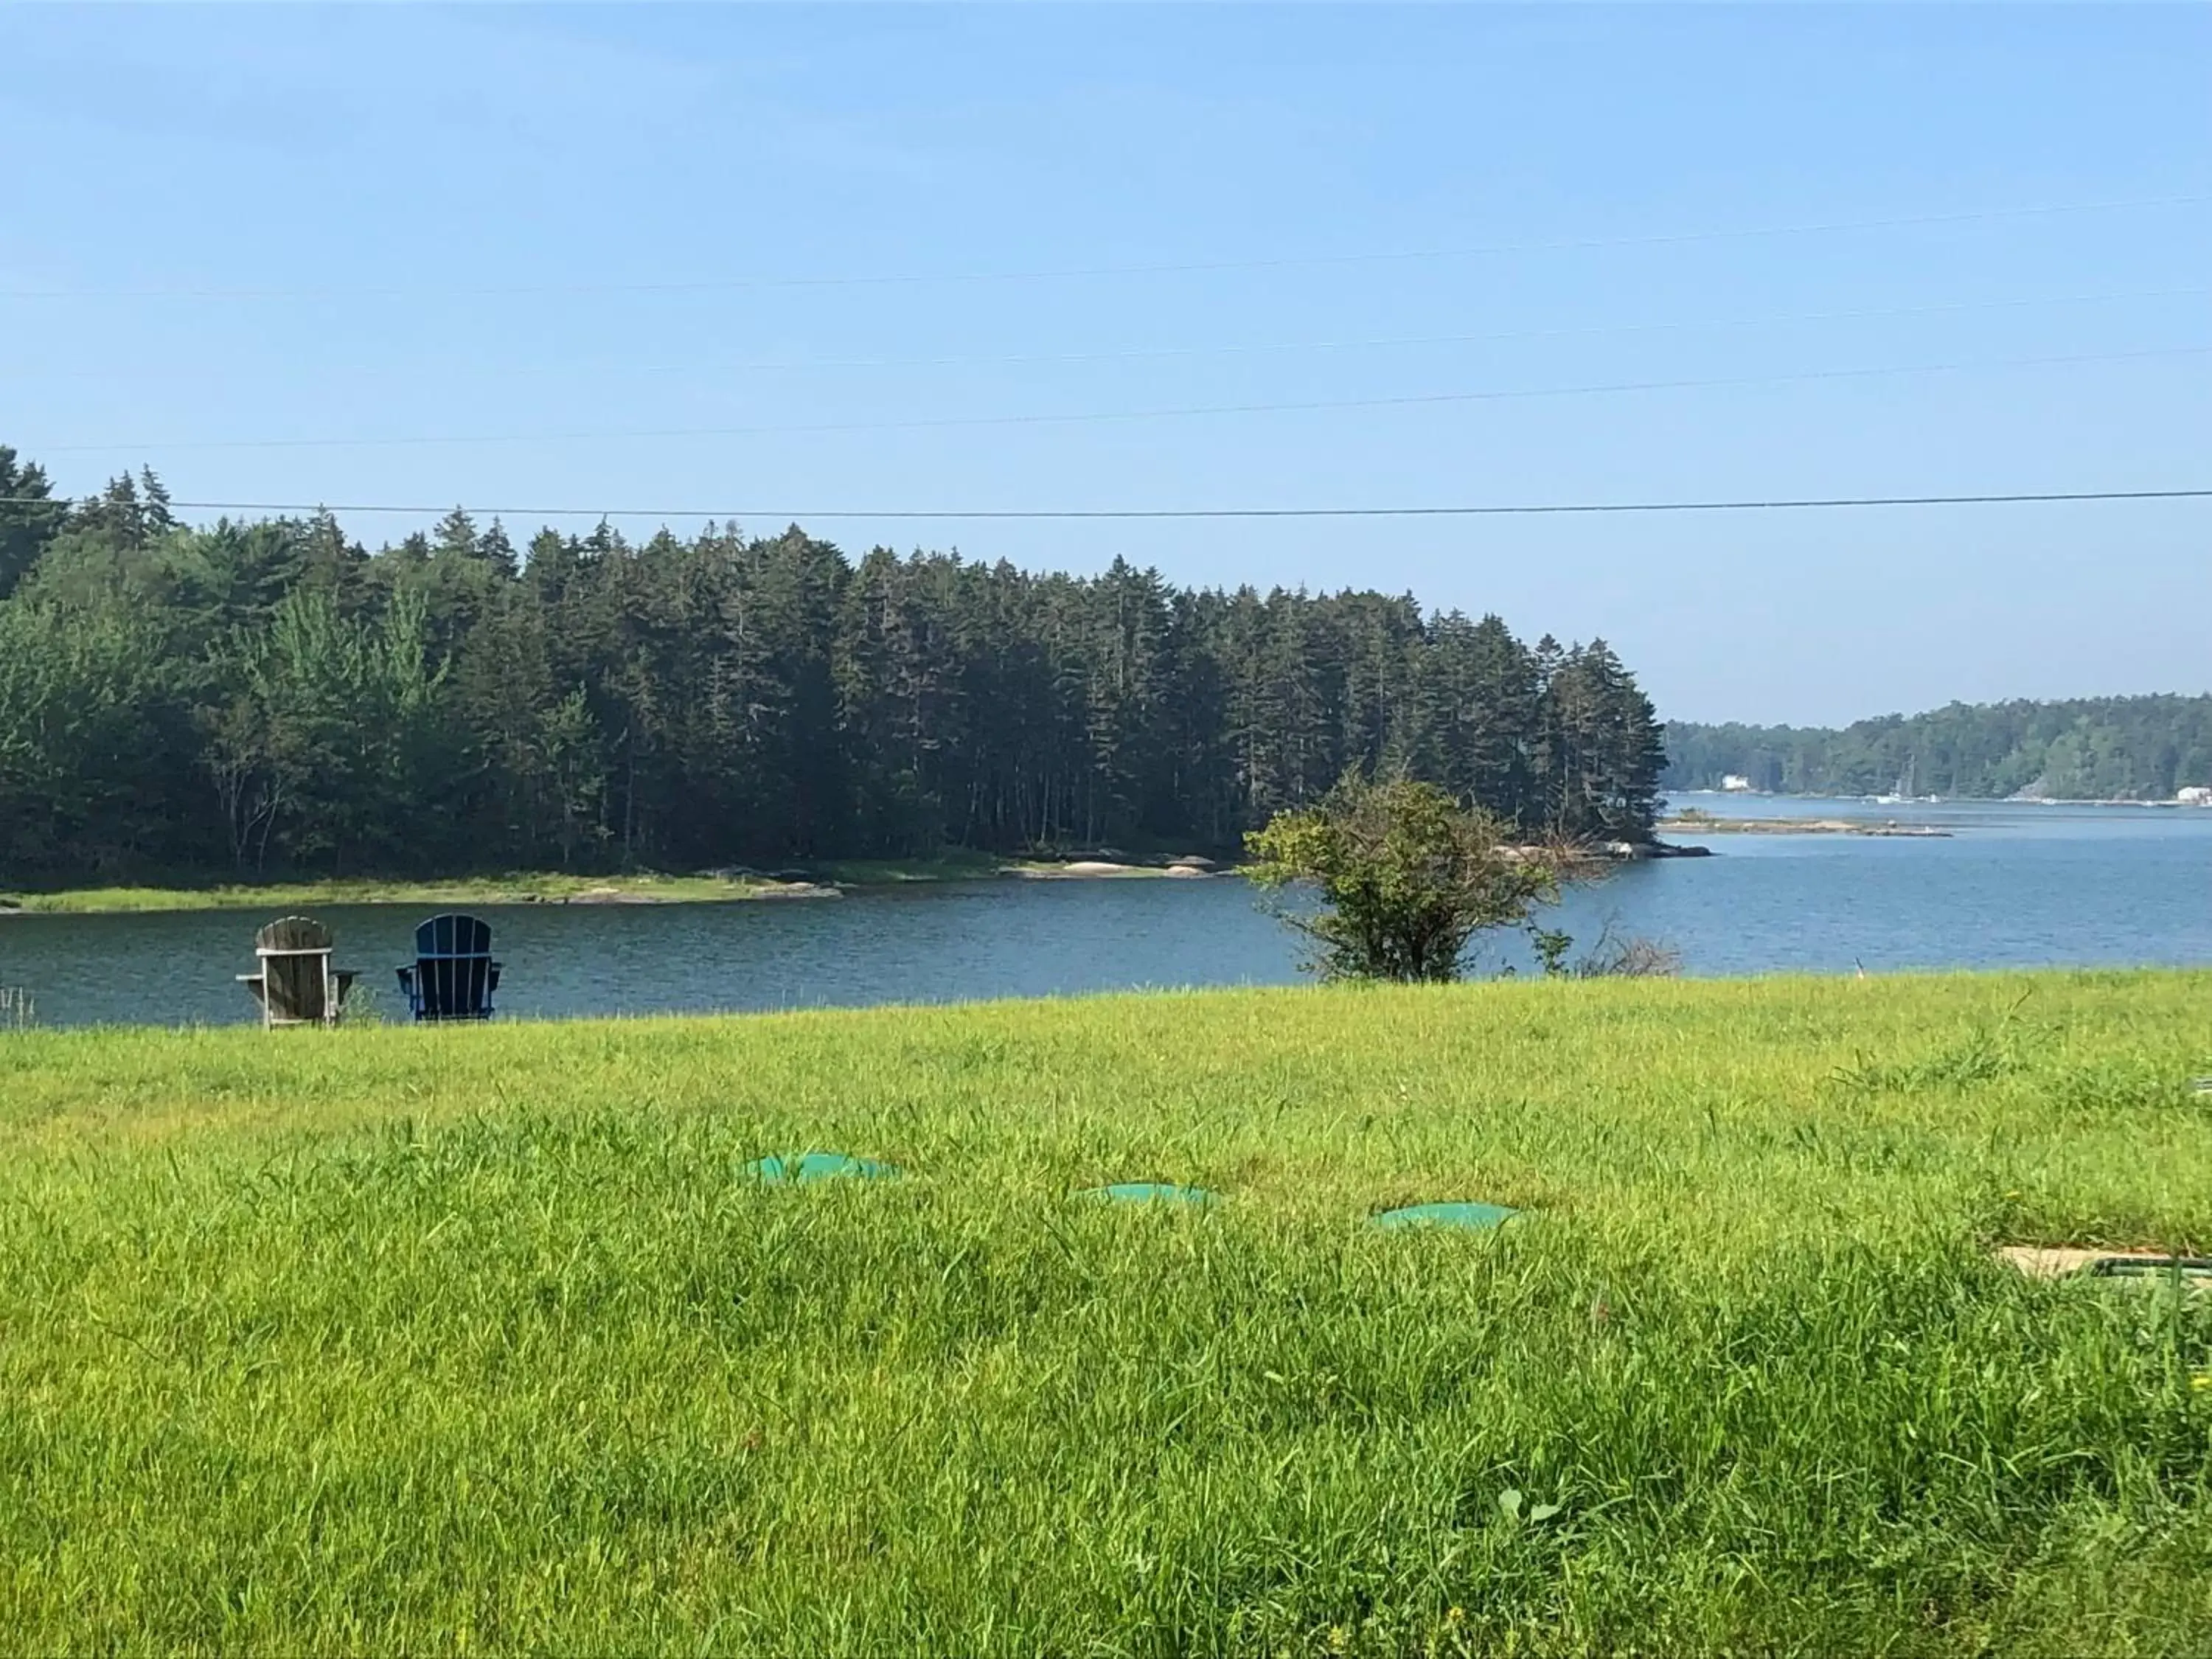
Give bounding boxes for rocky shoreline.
[1659,815,1952,839]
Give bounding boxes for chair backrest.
[258,914,334,954]
[256,914,333,1023]
[415,913,492,958]
[413,912,495,1018]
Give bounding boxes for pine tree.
[138,469,178,538]
[432,507,480,560]
[72,472,145,547]
[0,444,67,599]
[479,518,518,578]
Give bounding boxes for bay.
[3,799,2208,1028]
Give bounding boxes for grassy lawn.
[3,973,2209,1653]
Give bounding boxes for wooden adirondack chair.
[237,915,358,1028]
[397,913,502,1021]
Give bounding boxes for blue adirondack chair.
[397,913,501,1021]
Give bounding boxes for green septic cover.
[745,1152,899,1183]
[1373,1200,1518,1231]
[1082,1182,1220,1206]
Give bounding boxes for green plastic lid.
[1081,1182,1220,1206]
[745,1152,899,1183]
[1373,1200,1517,1231]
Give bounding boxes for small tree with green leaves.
[1244,775,1568,982]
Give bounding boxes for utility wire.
[4,488,2206,521]
[5,283,2203,383]
[29,342,2212,456]
[2,192,2202,301]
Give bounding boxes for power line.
[5,488,2206,522]
[30,342,2211,456]
[6,283,2203,383]
[3,193,2202,302]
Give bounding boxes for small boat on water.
[1872,754,1916,807]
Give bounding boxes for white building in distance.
[2180,785,2212,806]
[1721,774,1755,793]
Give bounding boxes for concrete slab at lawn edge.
[1997,1245,2212,1283]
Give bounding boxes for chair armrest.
[488,962,503,993]
[396,966,416,992]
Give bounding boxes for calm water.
[4,798,2210,1027]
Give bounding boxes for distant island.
[1658,807,1950,838]
[1665,695,2212,802]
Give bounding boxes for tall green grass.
[2,973,2208,1653]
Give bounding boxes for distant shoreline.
[1671,789,2208,810]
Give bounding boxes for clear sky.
[1,4,2205,726]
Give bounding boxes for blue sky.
[1,4,2205,726]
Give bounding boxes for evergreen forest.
[1666,697,2212,800]
[0,446,1666,883]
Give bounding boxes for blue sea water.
[4,798,2208,1026]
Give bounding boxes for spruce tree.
[0,445,67,600]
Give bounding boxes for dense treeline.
[1666,696,2212,800]
[0,446,1666,883]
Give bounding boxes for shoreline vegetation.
[1673,787,2210,810]
[0,839,1719,917]
[1660,810,1950,838]
[0,449,1669,895]
[2,973,2208,1650]
[0,851,1239,915]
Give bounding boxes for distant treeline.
[0,446,1666,883]
[1666,696,2212,800]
